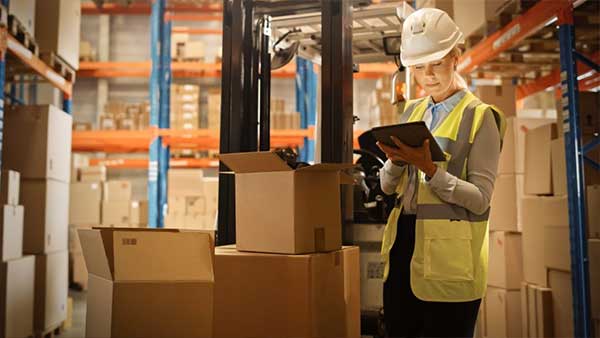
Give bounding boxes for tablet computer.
[371,121,446,162]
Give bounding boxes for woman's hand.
[377,137,438,178]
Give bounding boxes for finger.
[422,139,430,149]
[377,142,401,157]
[390,136,407,150]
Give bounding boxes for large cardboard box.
[589,239,600,320]
[525,123,557,195]
[79,228,214,338]
[35,0,81,70]
[489,174,524,232]
[79,166,106,183]
[548,269,574,338]
[475,82,517,117]
[0,255,35,338]
[497,118,554,175]
[103,181,132,201]
[101,201,131,227]
[130,201,148,226]
[551,138,567,196]
[521,196,569,286]
[167,169,204,198]
[2,105,72,183]
[34,250,68,333]
[220,152,352,254]
[21,179,69,254]
[69,182,102,225]
[1,205,24,261]
[486,287,522,338]
[0,170,20,206]
[544,225,571,272]
[9,0,35,36]
[589,185,600,239]
[214,245,360,338]
[488,231,523,290]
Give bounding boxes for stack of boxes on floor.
[0,170,35,338]
[217,152,360,338]
[271,98,301,130]
[2,105,71,336]
[165,169,218,230]
[98,101,151,130]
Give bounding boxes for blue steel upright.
[158,18,171,228]
[295,57,317,163]
[557,6,593,338]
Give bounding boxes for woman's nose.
[425,64,435,76]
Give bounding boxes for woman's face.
[410,53,459,102]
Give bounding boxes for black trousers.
[383,213,481,338]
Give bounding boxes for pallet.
[39,51,76,82]
[7,14,39,56]
[34,323,64,338]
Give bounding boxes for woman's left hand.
[388,136,437,178]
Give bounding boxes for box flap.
[219,152,292,173]
[295,163,355,173]
[78,229,114,280]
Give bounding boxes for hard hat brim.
[400,43,456,67]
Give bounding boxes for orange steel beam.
[166,14,223,22]
[172,27,222,35]
[458,0,569,75]
[81,2,222,15]
[89,157,221,169]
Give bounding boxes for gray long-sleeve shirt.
[379,92,501,216]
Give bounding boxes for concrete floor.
[62,290,86,338]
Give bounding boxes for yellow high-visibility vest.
[381,91,506,302]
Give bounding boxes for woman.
[377,8,505,338]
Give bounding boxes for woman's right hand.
[377,141,408,166]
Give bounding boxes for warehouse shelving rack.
[456,0,599,336]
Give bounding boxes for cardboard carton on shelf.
[70,153,90,182]
[1,205,24,261]
[488,231,523,290]
[101,201,131,227]
[489,174,524,232]
[219,151,353,254]
[2,105,72,183]
[130,201,149,227]
[103,181,132,202]
[168,169,205,198]
[69,182,102,226]
[79,166,106,183]
[556,92,600,135]
[486,287,522,338]
[34,250,68,334]
[21,179,69,254]
[497,118,554,175]
[548,269,574,338]
[524,123,558,195]
[0,170,20,206]
[214,245,360,338]
[9,0,36,36]
[0,255,35,338]
[79,228,214,338]
[35,0,81,70]
[475,81,517,117]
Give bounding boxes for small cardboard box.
[34,250,68,333]
[2,105,72,183]
[214,245,360,338]
[101,201,131,227]
[544,225,571,272]
[130,200,148,226]
[525,123,557,195]
[0,170,20,206]
[497,118,554,175]
[548,269,574,338]
[486,287,522,338]
[69,182,102,226]
[21,179,69,254]
[488,231,523,290]
[1,205,24,261]
[103,181,132,201]
[220,152,353,254]
[79,228,214,338]
[0,255,35,338]
[35,0,81,70]
[589,185,600,239]
[168,169,204,198]
[489,174,524,232]
[79,166,106,183]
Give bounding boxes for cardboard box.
[103,181,132,201]
[34,250,68,333]
[548,269,574,338]
[544,225,571,272]
[68,224,91,254]
[475,82,517,117]
[214,245,360,338]
[525,123,557,195]
[130,201,148,226]
[79,228,214,338]
[486,287,522,338]
[521,283,532,338]
[0,170,20,206]
[497,118,555,175]
[360,251,384,311]
[488,231,523,290]
[589,185,600,239]
[35,0,81,69]
[220,152,352,254]
[521,196,569,286]
[1,205,24,261]
[79,166,106,183]
[0,255,35,338]
[557,92,600,135]
[9,0,35,36]
[168,169,204,198]
[21,179,69,254]
[101,201,131,227]
[489,174,524,232]
[164,211,185,229]
[522,283,554,338]
[589,239,600,320]
[69,182,102,225]
[70,251,88,290]
[2,105,72,183]
[551,138,567,196]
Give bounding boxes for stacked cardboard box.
[165,169,217,230]
[171,33,205,61]
[98,101,150,130]
[171,84,200,130]
[2,104,70,335]
[0,170,35,338]
[271,98,301,130]
[370,77,400,128]
[475,81,517,117]
[207,88,221,130]
[214,151,360,337]
[35,0,81,70]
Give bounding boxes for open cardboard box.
[220,151,354,254]
[78,227,214,338]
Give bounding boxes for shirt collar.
[426,89,467,114]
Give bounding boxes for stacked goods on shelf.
[369,77,400,128]
[98,101,150,130]
[214,152,360,338]
[102,181,133,227]
[475,80,517,117]
[165,169,217,230]
[78,228,215,337]
[35,0,81,70]
[2,104,71,335]
[9,0,36,37]
[171,84,200,130]
[79,40,96,62]
[207,88,221,131]
[0,170,35,338]
[271,98,300,130]
[171,33,205,61]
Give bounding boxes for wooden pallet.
[39,51,76,82]
[34,323,64,338]
[7,14,39,56]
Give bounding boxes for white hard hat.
[400,8,464,67]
